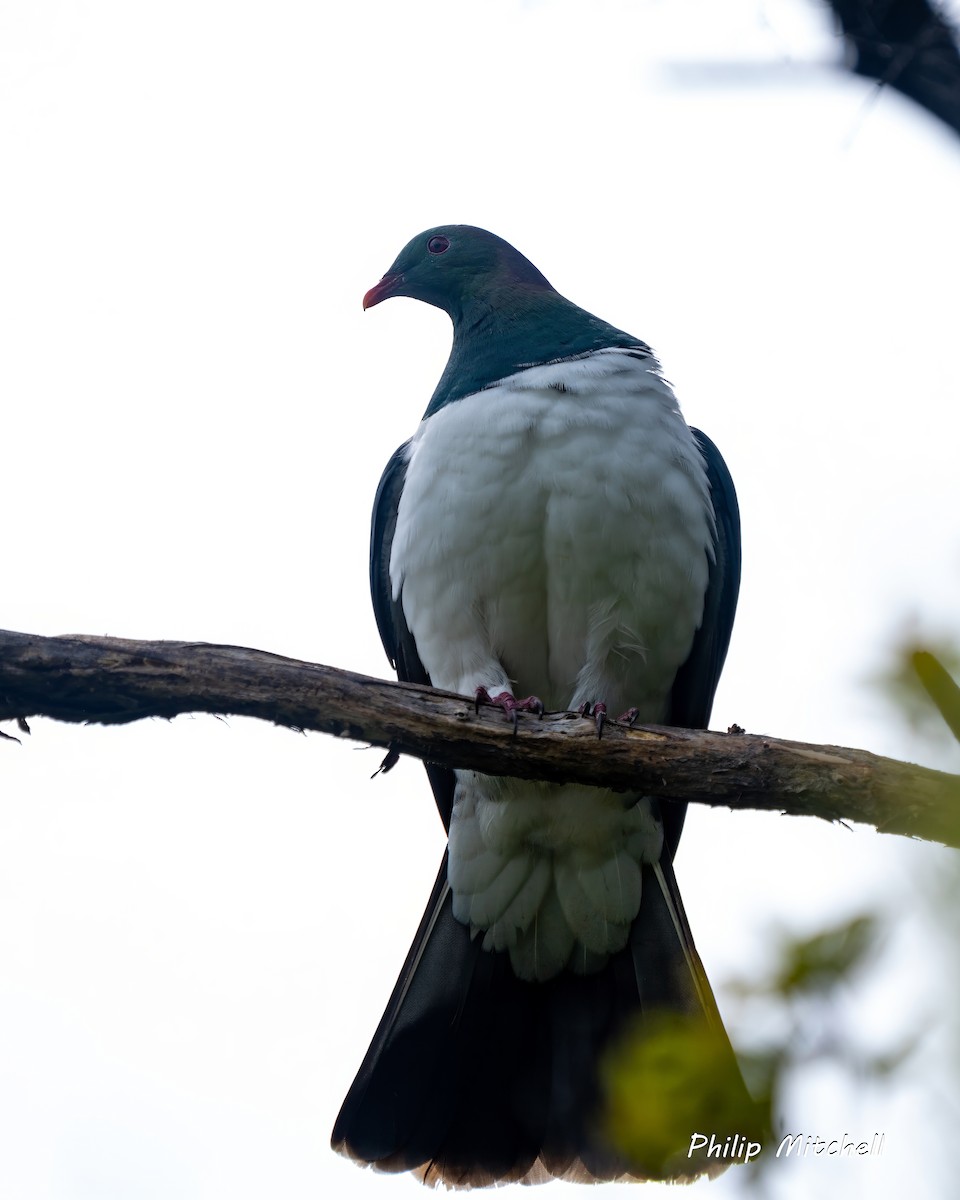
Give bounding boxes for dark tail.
[332,849,755,1186]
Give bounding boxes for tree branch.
[828,0,960,138]
[1,628,957,848]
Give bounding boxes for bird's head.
[362,225,554,320]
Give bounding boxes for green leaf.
[601,1013,769,1178]
[913,651,960,744]
[771,915,877,996]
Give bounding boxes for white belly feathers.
[390,348,714,981]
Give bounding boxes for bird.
[332,225,752,1186]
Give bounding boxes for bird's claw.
[578,701,608,739]
[475,687,544,734]
[371,748,400,778]
[617,706,640,728]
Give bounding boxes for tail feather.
[333,849,753,1186]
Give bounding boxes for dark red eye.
[427,235,450,255]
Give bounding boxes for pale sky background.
[2,1,960,1198]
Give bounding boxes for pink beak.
[363,274,403,310]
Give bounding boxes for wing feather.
[662,428,742,854]
[370,443,456,829]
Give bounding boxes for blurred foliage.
[878,639,960,842]
[874,627,960,750]
[729,911,918,1082]
[759,914,876,998]
[913,650,960,744]
[603,647,960,1187]
[602,1012,769,1179]
[601,913,892,1182]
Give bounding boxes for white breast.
[390,347,715,980]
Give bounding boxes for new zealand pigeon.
[332,226,750,1185]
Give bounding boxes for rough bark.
[1,628,958,848]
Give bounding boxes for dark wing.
[662,428,742,855]
[370,443,456,830]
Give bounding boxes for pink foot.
[475,687,544,734]
[617,706,640,728]
[578,701,608,739]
